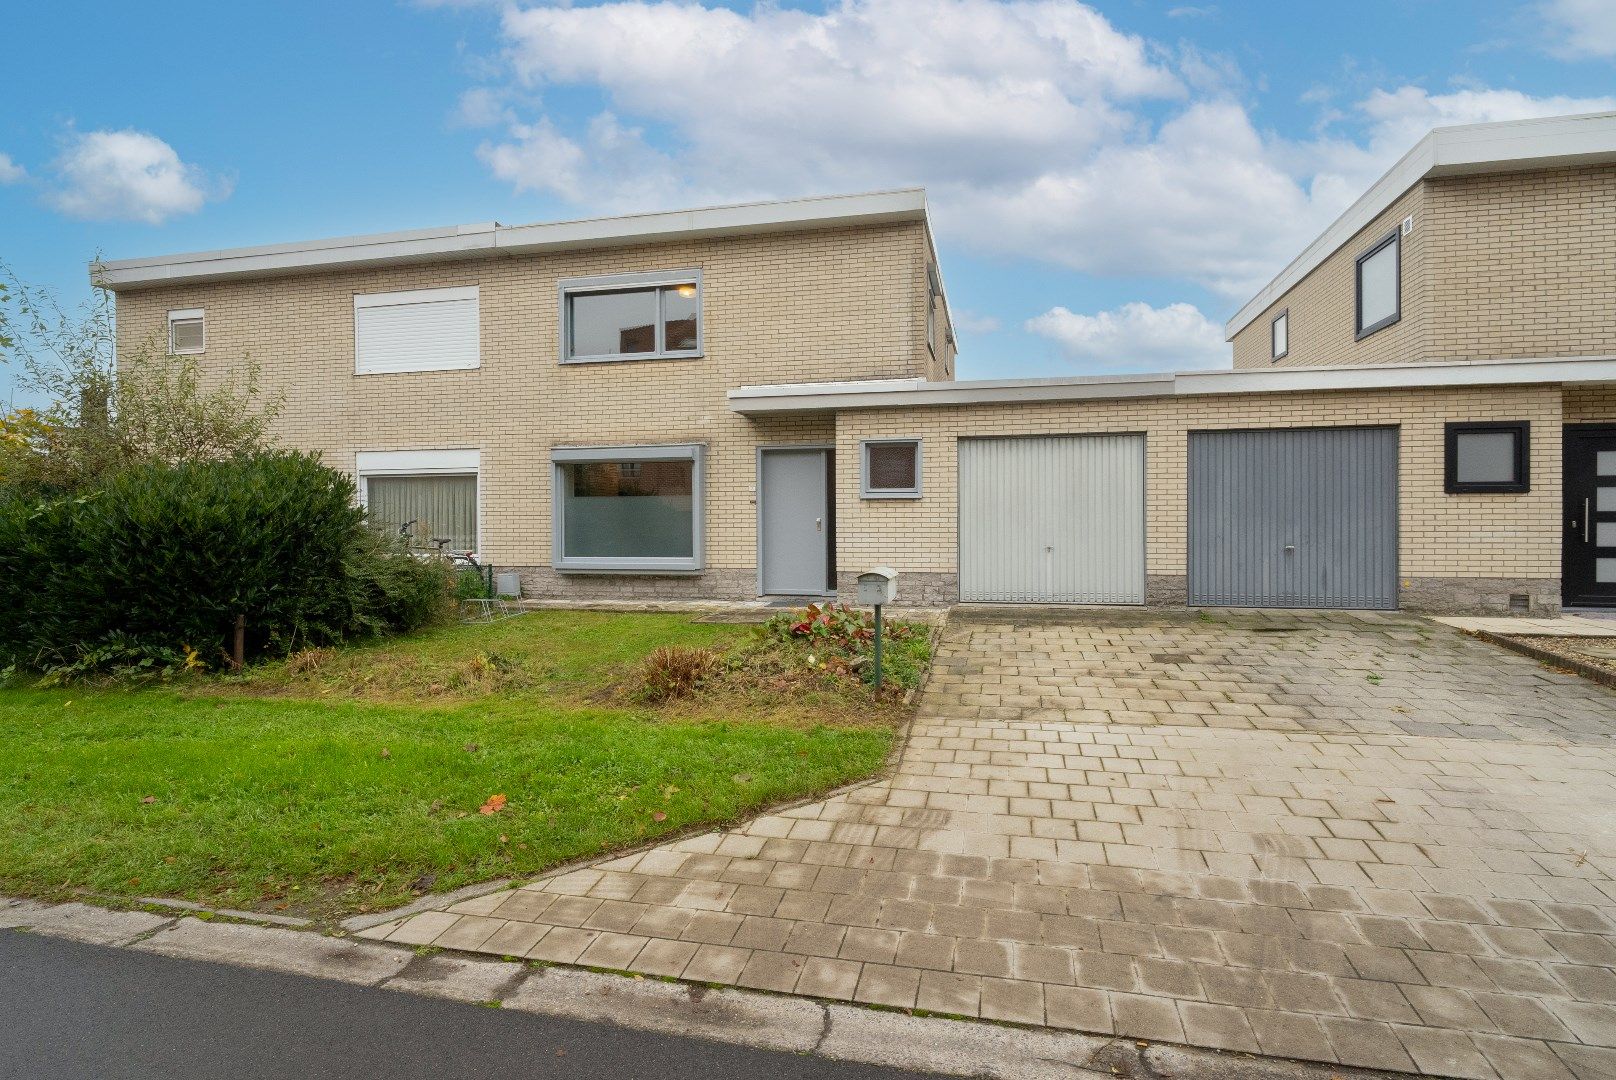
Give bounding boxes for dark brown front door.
[1564,425,1616,607]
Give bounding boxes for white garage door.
[959,434,1146,603]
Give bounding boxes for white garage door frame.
[958,433,1147,604]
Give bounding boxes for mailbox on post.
[857,566,897,606]
[857,567,898,688]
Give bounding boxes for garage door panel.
[1188,427,1397,609]
[960,434,1145,604]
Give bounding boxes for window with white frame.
[559,270,702,363]
[354,286,480,375]
[168,309,205,355]
[1355,231,1400,339]
[1270,309,1288,361]
[356,449,480,554]
[552,444,704,572]
[861,439,922,499]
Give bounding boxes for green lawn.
[0,611,921,922]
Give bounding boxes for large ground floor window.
[552,444,704,572]
[355,449,480,555]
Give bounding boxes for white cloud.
[462,0,1616,301]
[47,130,226,224]
[0,153,25,184]
[1026,301,1228,371]
[1540,0,1616,59]
[952,310,1002,334]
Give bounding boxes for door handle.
[815,517,823,532]
[1587,498,1591,544]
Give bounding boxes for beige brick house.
[99,113,1616,614]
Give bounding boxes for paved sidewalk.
[374,609,1616,1079]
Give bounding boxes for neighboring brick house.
[99,113,1616,614]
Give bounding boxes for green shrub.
[0,452,453,676]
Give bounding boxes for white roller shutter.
[354,286,480,375]
[959,434,1146,604]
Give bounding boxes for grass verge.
[0,609,928,921]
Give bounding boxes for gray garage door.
[1188,427,1398,609]
[959,434,1145,604]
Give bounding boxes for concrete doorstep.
[1,896,1399,1080]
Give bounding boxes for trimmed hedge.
[0,452,451,673]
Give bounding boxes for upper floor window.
[354,286,480,375]
[168,309,205,355]
[559,269,702,364]
[926,264,943,360]
[1270,309,1288,362]
[1355,230,1400,340]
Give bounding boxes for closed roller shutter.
[1188,427,1398,609]
[959,434,1146,604]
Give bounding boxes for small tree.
[0,261,284,493]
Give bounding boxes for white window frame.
[353,285,481,376]
[354,449,482,557]
[860,438,923,499]
[168,308,205,355]
[558,269,703,364]
[551,443,705,573]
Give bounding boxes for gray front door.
[760,449,831,595]
[1188,427,1398,609]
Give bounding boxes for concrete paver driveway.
[378,609,1616,1078]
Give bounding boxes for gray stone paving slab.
[381,610,1616,1077]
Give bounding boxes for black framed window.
[1355,230,1400,340]
[1445,421,1529,493]
[1270,309,1288,361]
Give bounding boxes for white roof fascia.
[94,189,929,291]
[727,356,1616,414]
[1225,111,1616,341]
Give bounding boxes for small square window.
[861,439,921,499]
[168,308,205,355]
[1270,309,1288,361]
[1445,421,1529,494]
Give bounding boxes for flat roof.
[94,189,930,290]
[1225,111,1616,340]
[728,355,1616,414]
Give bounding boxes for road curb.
[3,896,1401,1080]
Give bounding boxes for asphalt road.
[0,932,939,1080]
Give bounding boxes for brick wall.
[1425,166,1616,361]
[833,383,1564,589]
[1232,185,1428,369]
[113,221,933,590]
[1232,164,1616,370]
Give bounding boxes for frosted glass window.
[1598,522,1616,548]
[1271,312,1288,359]
[1599,451,1616,476]
[1356,236,1399,334]
[1454,432,1519,485]
[1598,558,1616,584]
[560,460,695,560]
[1599,487,1616,513]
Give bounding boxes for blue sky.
[2,0,1613,404]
